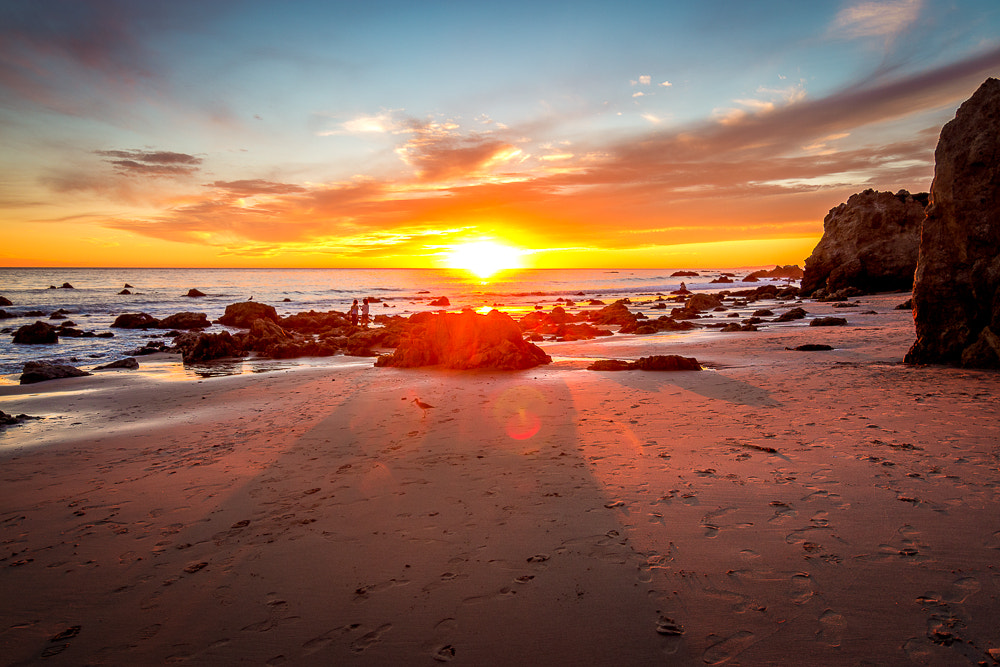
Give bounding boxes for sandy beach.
[2,293,1000,666]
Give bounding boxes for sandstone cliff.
[906,78,1000,368]
[801,189,928,297]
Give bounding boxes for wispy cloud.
[93,44,1000,258]
[831,0,922,40]
[96,150,202,177]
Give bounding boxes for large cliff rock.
[906,78,1000,368]
[801,189,928,297]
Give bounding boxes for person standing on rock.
[361,298,370,327]
[349,299,359,326]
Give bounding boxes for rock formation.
[801,189,928,297]
[375,310,551,370]
[20,361,91,384]
[173,331,246,363]
[587,355,701,371]
[112,313,159,329]
[158,312,210,329]
[217,302,279,328]
[12,321,59,344]
[906,78,1000,368]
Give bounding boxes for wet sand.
[2,293,999,665]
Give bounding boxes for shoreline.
[3,293,1000,665]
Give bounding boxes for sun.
[445,241,523,279]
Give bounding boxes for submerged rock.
[375,310,551,370]
[13,321,59,344]
[907,78,1000,368]
[112,313,160,329]
[158,312,210,330]
[20,361,91,384]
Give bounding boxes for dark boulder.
[587,355,701,371]
[175,331,246,363]
[13,321,59,344]
[801,189,928,297]
[906,78,1000,368]
[428,296,450,307]
[0,296,12,306]
[158,312,210,330]
[810,317,847,327]
[775,307,808,322]
[112,313,160,329]
[20,361,91,384]
[588,300,636,327]
[94,357,140,370]
[185,288,207,297]
[217,301,279,328]
[59,282,74,289]
[375,310,551,370]
[119,289,132,295]
[788,344,834,351]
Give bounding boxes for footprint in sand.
[351,624,392,653]
[702,630,755,665]
[818,609,846,647]
[789,573,815,604]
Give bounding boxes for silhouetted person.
[349,299,359,326]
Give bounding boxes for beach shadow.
[590,368,781,407]
[138,367,678,665]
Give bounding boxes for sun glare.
[446,241,523,279]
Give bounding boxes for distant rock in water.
[12,321,59,344]
[746,265,804,280]
[907,78,1000,368]
[20,361,91,384]
[375,310,551,370]
[185,288,207,297]
[158,312,210,330]
[801,189,928,298]
[217,302,279,328]
[112,313,160,329]
[0,296,11,306]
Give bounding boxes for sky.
[2,0,999,270]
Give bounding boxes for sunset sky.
[2,0,999,269]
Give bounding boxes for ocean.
[0,266,786,380]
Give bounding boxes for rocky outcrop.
[217,302,279,328]
[0,296,11,306]
[112,313,159,329]
[801,189,928,297]
[587,301,636,327]
[12,321,59,344]
[158,312,210,330]
[20,361,91,384]
[746,265,804,280]
[173,331,246,363]
[587,355,701,371]
[906,78,1000,368]
[93,357,140,370]
[375,310,551,370]
[185,288,207,297]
